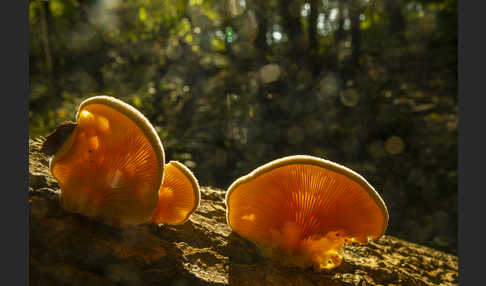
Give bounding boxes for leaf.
[139,7,147,22]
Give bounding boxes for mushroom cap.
[150,161,200,225]
[225,155,388,269]
[49,96,165,227]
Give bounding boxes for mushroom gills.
[225,155,388,270]
[50,96,164,227]
[150,161,200,225]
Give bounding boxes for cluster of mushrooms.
[41,96,389,270]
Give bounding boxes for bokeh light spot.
[259,64,281,84]
[385,136,405,155]
[340,89,359,107]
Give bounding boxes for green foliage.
[29,0,457,255]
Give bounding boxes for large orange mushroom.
[225,155,389,270]
[45,96,165,227]
[149,160,200,225]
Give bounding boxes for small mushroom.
[225,155,388,270]
[150,161,200,225]
[47,96,165,227]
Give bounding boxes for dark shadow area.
[225,232,265,265]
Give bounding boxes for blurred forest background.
[29,0,457,254]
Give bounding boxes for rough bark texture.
[29,138,458,286]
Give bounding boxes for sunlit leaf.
[133,96,142,107]
[139,7,147,22]
[185,34,193,43]
[211,38,226,52]
[50,0,65,17]
[189,0,204,6]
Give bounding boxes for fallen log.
[29,139,458,286]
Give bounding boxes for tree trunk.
[385,0,406,42]
[349,0,362,71]
[279,0,303,60]
[252,0,269,57]
[335,2,346,43]
[308,0,320,73]
[39,1,60,108]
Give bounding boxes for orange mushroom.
[225,155,389,270]
[47,96,165,227]
[149,160,200,225]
